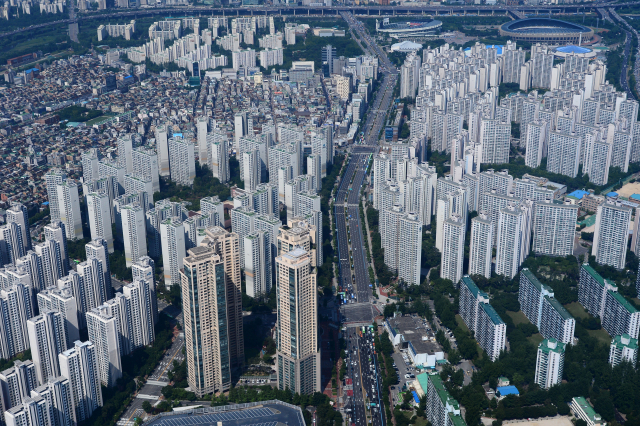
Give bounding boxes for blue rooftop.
[411,390,420,403]
[556,45,591,54]
[630,194,640,201]
[607,192,618,198]
[568,189,589,200]
[496,386,520,397]
[464,45,503,55]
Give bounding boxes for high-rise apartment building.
[132,147,160,193]
[593,202,632,269]
[56,180,83,241]
[440,213,465,284]
[275,247,320,394]
[423,373,467,426]
[0,222,24,266]
[459,276,506,361]
[495,201,531,279]
[160,217,186,286]
[609,334,638,367]
[0,360,37,411]
[155,124,170,177]
[400,52,421,99]
[196,115,209,164]
[86,307,122,387]
[398,212,422,286]
[168,137,196,186]
[0,283,33,359]
[6,203,31,252]
[43,221,68,275]
[468,213,493,279]
[121,204,147,267]
[27,311,67,385]
[535,338,565,389]
[208,131,229,183]
[4,395,50,426]
[479,118,510,165]
[58,341,103,422]
[242,149,262,192]
[86,192,114,253]
[532,200,578,257]
[45,169,67,222]
[132,256,157,323]
[524,120,548,168]
[30,376,76,426]
[547,132,581,178]
[244,231,270,298]
[36,286,79,348]
[519,269,575,344]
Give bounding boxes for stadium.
[499,18,594,44]
[376,18,442,39]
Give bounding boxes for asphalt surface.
[344,327,385,426]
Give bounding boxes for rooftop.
[581,264,606,288]
[608,290,638,314]
[572,397,602,423]
[496,386,520,397]
[144,401,305,426]
[545,296,574,321]
[567,189,589,200]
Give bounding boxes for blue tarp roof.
[496,386,520,396]
[568,189,589,200]
[411,391,420,403]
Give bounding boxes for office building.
[36,287,79,348]
[160,217,186,287]
[121,204,147,267]
[275,247,320,394]
[0,284,34,360]
[532,200,578,257]
[27,311,67,385]
[168,137,196,186]
[86,307,122,387]
[57,180,83,241]
[468,213,493,279]
[593,202,632,269]
[535,338,565,389]
[86,192,114,253]
[459,276,506,361]
[440,214,465,284]
[58,341,103,422]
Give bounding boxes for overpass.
[1,1,637,39]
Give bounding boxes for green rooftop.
[539,338,566,354]
[481,302,505,325]
[608,291,638,314]
[426,373,467,425]
[545,296,574,321]
[581,264,606,287]
[572,397,602,424]
[612,334,639,350]
[461,275,485,299]
[521,268,552,293]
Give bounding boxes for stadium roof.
[556,45,591,54]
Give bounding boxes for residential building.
[570,397,604,426]
[532,200,578,257]
[121,204,147,267]
[441,213,465,284]
[468,213,493,279]
[495,201,531,279]
[160,217,186,287]
[593,202,632,269]
[27,311,67,385]
[535,338,565,389]
[86,307,122,387]
[609,334,638,367]
[58,341,103,422]
[86,192,114,253]
[423,373,467,426]
[56,180,83,241]
[30,376,76,426]
[168,136,196,186]
[36,286,80,348]
[0,284,34,360]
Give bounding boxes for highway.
[609,8,638,100]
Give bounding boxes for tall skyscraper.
[208,131,229,183]
[58,341,103,422]
[27,311,67,385]
[196,116,209,164]
[56,180,83,241]
[275,247,320,394]
[86,192,114,253]
[535,338,565,389]
[86,307,122,387]
[160,217,186,286]
[132,256,157,323]
[156,124,170,177]
[121,204,147,267]
[468,213,493,279]
[593,202,632,269]
[244,231,269,298]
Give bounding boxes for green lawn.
[506,310,530,326]
[565,302,590,320]
[587,328,613,345]
[527,333,544,346]
[455,314,470,334]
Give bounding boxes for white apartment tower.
[469,213,493,279]
[121,204,147,267]
[535,338,565,389]
[132,147,160,193]
[36,286,80,348]
[160,217,186,286]
[58,341,103,422]
[208,131,229,183]
[168,137,196,186]
[27,311,67,385]
[398,212,422,286]
[87,192,114,253]
[495,202,531,279]
[45,169,66,222]
[593,202,632,269]
[440,213,465,284]
[56,180,83,241]
[86,306,122,387]
[532,200,578,257]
